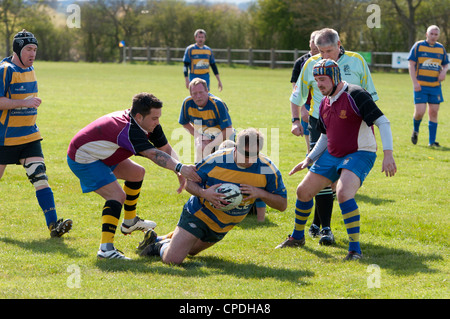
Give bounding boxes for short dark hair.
[236,128,264,157]
[131,92,163,117]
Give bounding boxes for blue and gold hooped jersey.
[0,57,41,146]
[408,40,449,87]
[184,148,287,234]
[179,93,232,136]
[183,44,216,76]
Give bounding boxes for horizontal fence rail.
[122,46,395,69]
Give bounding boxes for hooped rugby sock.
[413,118,422,133]
[340,199,361,254]
[123,180,142,226]
[100,200,122,251]
[314,187,334,229]
[291,199,313,240]
[36,187,57,228]
[428,121,438,145]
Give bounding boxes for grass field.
[0,61,448,301]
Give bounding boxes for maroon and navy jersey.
[317,83,383,158]
[67,109,168,166]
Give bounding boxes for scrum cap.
[13,29,38,66]
[313,59,341,88]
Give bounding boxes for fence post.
[249,48,253,66]
[294,48,298,61]
[227,47,231,66]
[147,46,151,63]
[128,46,133,63]
[166,47,171,63]
[270,48,275,69]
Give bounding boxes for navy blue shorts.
[0,140,43,165]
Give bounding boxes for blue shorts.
[414,86,443,104]
[67,156,118,193]
[310,150,376,186]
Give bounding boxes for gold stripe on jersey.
[418,45,445,55]
[11,71,37,85]
[5,132,42,146]
[7,113,37,127]
[207,166,267,187]
[191,49,212,55]
[194,207,246,233]
[188,108,216,120]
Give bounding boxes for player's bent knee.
[24,161,49,189]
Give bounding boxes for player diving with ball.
[137,128,287,265]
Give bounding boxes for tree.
[389,0,422,49]
[0,0,24,57]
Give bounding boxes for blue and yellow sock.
[291,199,313,240]
[428,121,438,145]
[36,187,57,228]
[340,198,361,254]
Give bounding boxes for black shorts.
[0,140,44,165]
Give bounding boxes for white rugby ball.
[214,183,243,211]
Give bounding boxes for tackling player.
[67,92,201,260]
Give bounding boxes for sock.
[340,199,361,254]
[413,118,422,133]
[314,187,334,228]
[312,207,321,227]
[123,180,142,225]
[291,199,314,240]
[428,121,437,145]
[36,187,57,228]
[100,200,122,251]
[159,239,171,257]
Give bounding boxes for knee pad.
[24,161,49,188]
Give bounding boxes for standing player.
[285,28,378,246]
[0,30,72,238]
[408,25,449,147]
[285,60,396,260]
[136,128,287,265]
[290,30,320,233]
[179,78,234,163]
[67,92,201,260]
[183,29,223,92]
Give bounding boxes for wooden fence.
[122,46,393,69]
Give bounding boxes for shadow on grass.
[354,193,395,205]
[359,242,444,276]
[303,240,444,276]
[0,236,86,258]
[96,255,314,284]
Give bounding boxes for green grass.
[0,62,448,300]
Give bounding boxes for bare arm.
[140,148,201,183]
[0,96,42,110]
[408,60,421,91]
[240,184,287,212]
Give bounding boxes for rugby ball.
[214,183,243,211]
